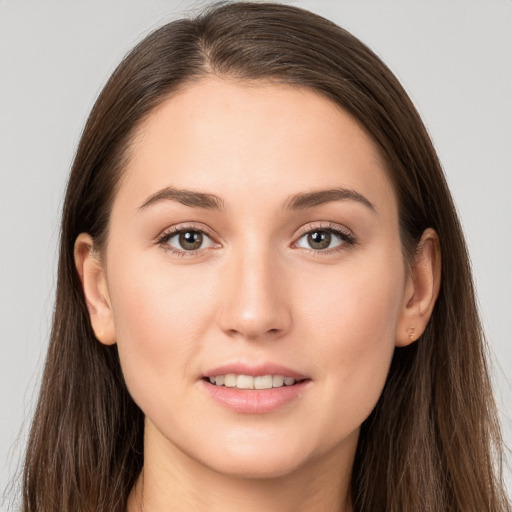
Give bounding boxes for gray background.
[1,0,511,505]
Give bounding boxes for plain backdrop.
[1,0,511,506]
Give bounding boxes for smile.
[201,376,310,413]
[207,374,301,389]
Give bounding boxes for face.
[90,77,414,478]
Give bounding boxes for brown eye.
[179,231,203,250]
[161,228,216,253]
[307,231,331,250]
[295,226,353,252]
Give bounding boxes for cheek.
[106,252,218,407]
[297,250,404,430]
[299,247,404,342]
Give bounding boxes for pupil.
[308,230,331,249]
[179,231,203,250]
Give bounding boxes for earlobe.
[396,228,441,347]
[74,233,116,345]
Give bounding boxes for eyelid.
[156,223,221,254]
[293,221,353,240]
[291,221,356,253]
[155,221,355,256]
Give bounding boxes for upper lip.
[203,362,308,380]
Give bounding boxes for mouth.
[203,374,308,390]
[201,374,311,413]
[200,363,311,412]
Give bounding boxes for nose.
[218,246,292,341]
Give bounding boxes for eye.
[294,226,355,252]
[159,227,217,253]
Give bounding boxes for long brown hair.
[21,2,510,511]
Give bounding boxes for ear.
[74,233,116,345]
[396,228,441,347]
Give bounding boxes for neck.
[127,422,356,512]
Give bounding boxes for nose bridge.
[219,240,291,339]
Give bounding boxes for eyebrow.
[138,187,224,211]
[138,186,375,214]
[285,188,376,212]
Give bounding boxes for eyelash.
[156,225,218,257]
[156,222,356,257]
[292,222,357,255]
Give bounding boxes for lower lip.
[200,379,310,414]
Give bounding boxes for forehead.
[117,76,396,218]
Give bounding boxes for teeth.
[272,375,284,387]
[224,374,237,387]
[254,375,273,389]
[207,374,298,389]
[237,375,254,389]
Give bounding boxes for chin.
[187,428,323,480]
[201,450,306,480]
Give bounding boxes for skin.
[75,77,441,512]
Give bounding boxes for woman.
[20,2,510,511]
